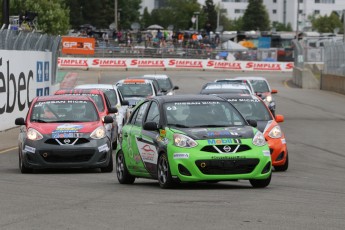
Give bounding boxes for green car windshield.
[164,101,246,128]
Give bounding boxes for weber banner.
[0,51,53,131]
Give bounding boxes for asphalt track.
[0,70,344,230]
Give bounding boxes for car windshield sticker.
[227,99,260,103]
[172,101,220,106]
[34,100,88,107]
[135,140,158,164]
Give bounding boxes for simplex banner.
[58,57,294,72]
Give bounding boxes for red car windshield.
[30,100,99,123]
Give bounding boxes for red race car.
[55,89,118,149]
[14,95,114,173]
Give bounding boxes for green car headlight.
[252,131,266,146]
[268,125,282,138]
[173,134,198,148]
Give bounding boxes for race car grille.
[200,145,251,153]
[38,150,94,163]
[195,159,259,175]
[45,138,90,145]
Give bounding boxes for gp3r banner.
[61,37,95,55]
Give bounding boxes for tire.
[274,153,289,172]
[249,173,271,188]
[112,140,117,150]
[101,153,114,173]
[116,150,135,184]
[19,150,32,174]
[157,153,176,189]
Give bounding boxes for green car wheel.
[158,153,176,189]
[116,150,135,184]
[249,173,271,188]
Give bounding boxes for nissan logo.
[223,145,232,152]
[64,139,71,144]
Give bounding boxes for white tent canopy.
[221,40,248,50]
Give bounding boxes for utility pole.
[2,0,10,29]
[296,0,300,40]
[114,0,118,31]
[343,9,345,42]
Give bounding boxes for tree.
[140,7,152,30]
[310,12,343,33]
[203,0,217,32]
[242,0,270,31]
[20,0,70,35]
[272,21,293,31]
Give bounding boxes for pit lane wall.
[57,57,294,72]
[0,50,58,131]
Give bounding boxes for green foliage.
[24,0,70,35]
[272,21,293,31]
[203,0,217,32]
[144,0,202,31]
[310,12,343,33]
[242,0,270,31]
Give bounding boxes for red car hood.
[29,122,102,135]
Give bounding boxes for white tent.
[221,40,248,50]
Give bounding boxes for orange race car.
[217,93,289,171]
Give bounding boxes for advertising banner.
[57,57,294,72]
[61,37,95,55]
[0,50,52,131]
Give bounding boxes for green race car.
[116,94,272,188]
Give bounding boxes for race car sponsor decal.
[52,132,82,138]
[135,139,158,164]
[211,155,246,160]
[281,138,286,144]
[98,144,109,152]
[24,145,36,153]
[207,139,233,145]
[54,124,83,132]
[52,124,83,138]
[160,129,166,137]
[263,150,271,157]
[156,136,169,144]
[206,130,231,137]
[173,153,189,159]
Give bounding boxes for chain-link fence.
[323,41,345,76]
[0,29,61,83]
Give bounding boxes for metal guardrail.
[59,40,294,62]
